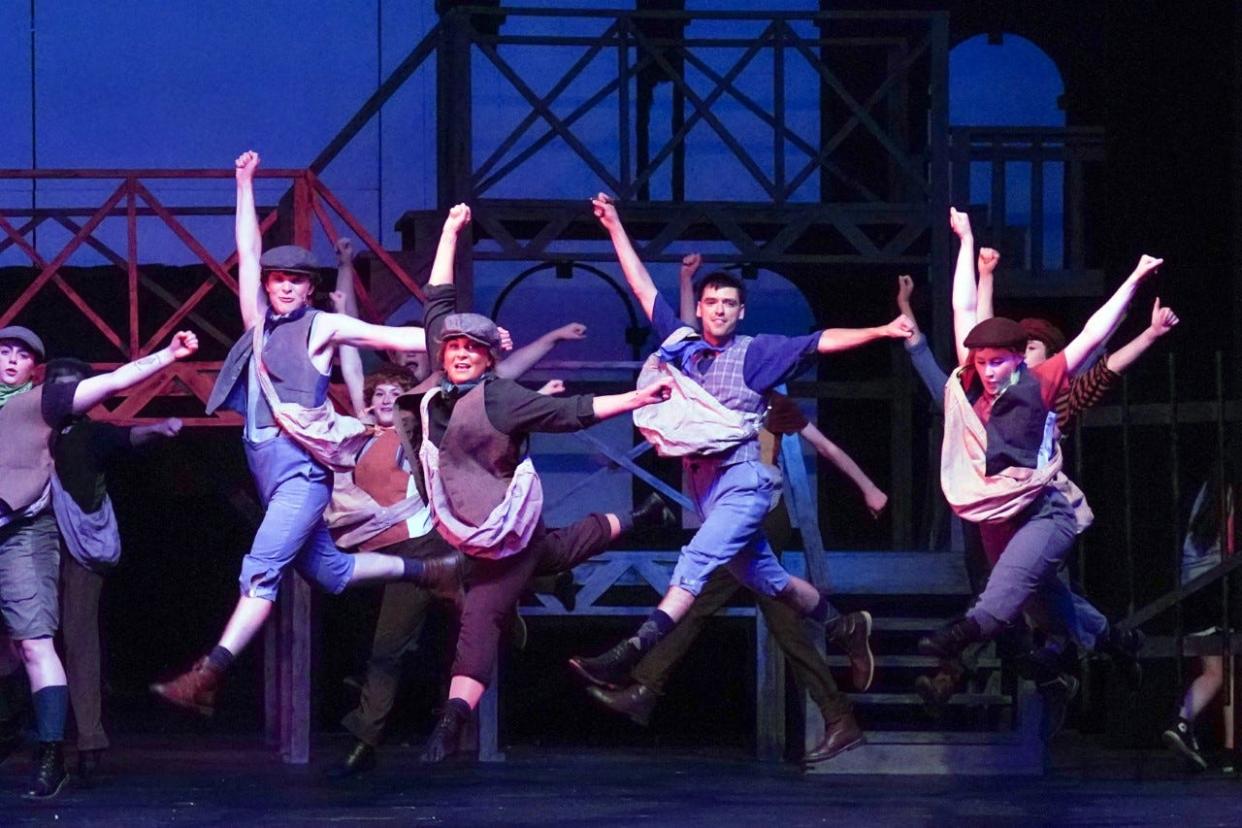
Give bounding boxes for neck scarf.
[0,380,33,409]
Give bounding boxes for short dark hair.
[44,356,93,384]
[693,270,747,305]
[364,366,417,402]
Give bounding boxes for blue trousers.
[671,459,792,598]
[240,435,355,601]
[968,490,1108,650]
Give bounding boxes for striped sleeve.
[1055,355,1119,431]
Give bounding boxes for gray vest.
[688,335,762,464]
[0,387,54,520]
[206,308,328,428]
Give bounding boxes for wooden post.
[755,609,786,761]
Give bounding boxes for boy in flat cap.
[388,204,677,762]
[151,151,459,719]
[917,207,1164,692]
[0,324,198,798]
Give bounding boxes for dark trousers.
[631,499,852,721]
[60,554,108,751]
[452,514,612,685]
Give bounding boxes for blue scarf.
[438,371,496,399]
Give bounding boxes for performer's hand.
[497,326,514,352]
[1149,297,1179,338]
[680,252,702,281]
[977,247,1000,274]
[865,489,888,520]
[234,150,259,182]
[883,314,915,340]
[334,237,354,265]
[949,206,972,239]
[1132,254,1164,282]
[633,376,674,407]
[154,417,184,438]
[553,322,587,342]
[896,274,914,307]
[167,331,199,360]
[443,203,472,236]
[328,291,347,313]
[592,193,621,232]
[537,379,566,396]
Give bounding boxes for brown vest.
[438,383,523,526]
[0,387,54,518]
[352,429,413,550]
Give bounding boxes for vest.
[970,364,1051,476]
[0,386,53,521]
[439,382,526,526]
[679,332,764,464]
[206,308,328,427]
[351,429,425,550]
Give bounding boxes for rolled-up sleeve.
[485,379,597,435]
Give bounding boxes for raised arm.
[496,322,586,380]
[1104,297,1179,375]
[1062,254,1164,373]
[949,207,977,366]
[817,315,913,354]
[896,275,950,403]
[678,252,702,326]
[428,204,471,288]
[73,332,198,414]
[799,422,888,517]
[976,247,999,322]
[234,151,265,330]
[594,194,659,321]
[331,239,367,418]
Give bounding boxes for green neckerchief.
[0,380,33,409]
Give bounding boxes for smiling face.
[696,284,745,344]
[0,340,37,387]
[369,382,404,427]
[263,270,314,315]
[973,347,1026,397]
[442,336,493,385]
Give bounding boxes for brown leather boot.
[827,611,875,692]
[804,713,865,765]
[411,551,464,606]
[150,657,224,717]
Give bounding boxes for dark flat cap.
[260,245,319,274]
[1019,317,1066,355]
[963,317,1027,350]
[0,325,45,360]
[437,313,503,364]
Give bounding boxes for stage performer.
[916,208,1164,695]
[324,226,659,775]
[1,325,198,799]
[150,151,459,717]
[380,201,675,762]
[568,194,912,699]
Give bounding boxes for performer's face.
[696,284,745,343]
[972,347,1024,396]
[442,336,492,384]
[263,271,314,314]
[0,340,37,387]
[387,348,431,382]
[1024,339,1049,368]
[369,382,404,427]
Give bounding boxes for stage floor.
[4,734,1242,826]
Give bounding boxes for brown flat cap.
[963,317,1027,350]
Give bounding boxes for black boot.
[631,493,676,532]
[325,740,376,779]
[586,683,659,726]
[917,617,982,660]
[23,741,67,800]
[419,700,470,764]
[568,639,643,689]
